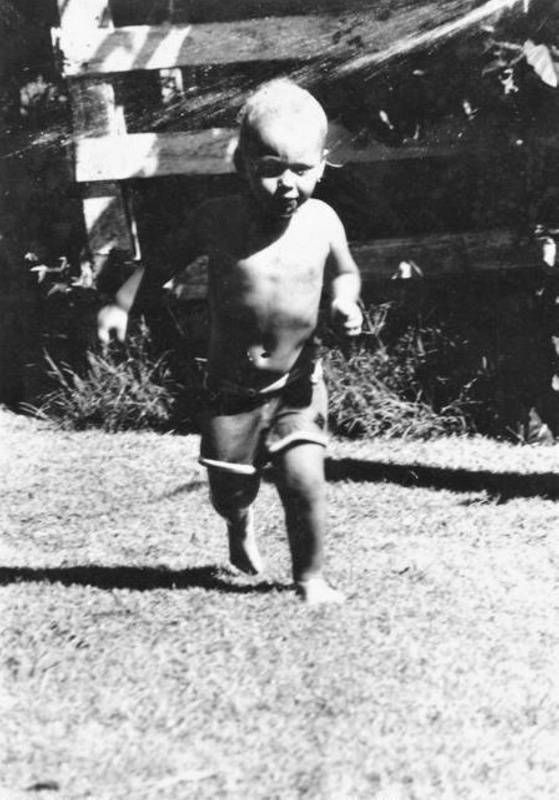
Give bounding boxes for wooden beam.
[69,81,140,268]
[69,80,126,137]
[55,0,506,76]
[75,130,237,181]
[74,125,471,182]
[55,0,113,36]
[353,229,536,280]
[166,230,538,302]
[111,0,411,26]
[80,181,140,263]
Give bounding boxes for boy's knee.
[208,469,260,518]
[278,461,325,502]
[275,444,324,494]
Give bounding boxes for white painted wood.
[75,130,237,181]
[56,0,113,34]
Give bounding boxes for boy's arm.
[327,210,363,337]
[97,266,145,344]
[97,210,205,344]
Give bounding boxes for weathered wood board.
[74,119,473,182]
[55,0,521,76]
[164,230,539,301]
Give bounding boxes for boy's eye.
[292,166,311,176]
[253,160,283,178]
[252,160,313,178]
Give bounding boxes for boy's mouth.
[274,198,298,216]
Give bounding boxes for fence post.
[57,0,141,275]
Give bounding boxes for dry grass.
[2,408,559,800]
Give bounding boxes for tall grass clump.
[31,322,179,432]
[324,345,470,439]
[323,304,474,439]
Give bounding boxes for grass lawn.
[2,407,559,800]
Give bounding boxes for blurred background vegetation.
[2,0,559,440]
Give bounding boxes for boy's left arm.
[327,211,363,337]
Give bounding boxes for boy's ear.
[317,150,328,180]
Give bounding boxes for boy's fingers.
[97,306,128,343]
[345,324,362,336]
[345,311,363,331]
[98,327,110,345]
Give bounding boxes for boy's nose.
[278,169,296,191]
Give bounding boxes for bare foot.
[295,577,345,605]
[227,508,265,575]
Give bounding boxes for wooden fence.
[51,0,541,284]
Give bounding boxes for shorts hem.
[198,457,258,475]
[267,431,328,455]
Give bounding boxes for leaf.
[524,40,558,88]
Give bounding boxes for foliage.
[29,291,556,441]
[324,344,469,439]
[323,305,472,439]
[323,289,559,442]
[29,321,179,432]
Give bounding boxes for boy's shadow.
[324,458,559,502]
[0,564,288,594]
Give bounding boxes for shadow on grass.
[324,458,559,501]
[0,564,289,594]
[158,479,207,499]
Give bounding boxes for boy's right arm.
[96,208,205,344]
[97,265,145,343]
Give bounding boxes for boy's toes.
[227,518,265,575]
[229,540,265,575]
[295,577,345,605]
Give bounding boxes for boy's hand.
[331,298,363,337]
[97,303,128,345]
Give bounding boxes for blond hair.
[237,78,328,154]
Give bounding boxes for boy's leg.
[207,467,264,575]
[274,443,344,604]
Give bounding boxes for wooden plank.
[336,0,524,78]
[69,81,140,268]
[353,230,537,280]
[55,0,510,76]
[55,0,113,35]
[167,230,539,302]
[75,130,237,181]
[74,124,471,182]
[69,80,126,137]
[81,181,140,263]
[111,0,414,25]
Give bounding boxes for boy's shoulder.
[304,198,339,220]
[300,199,344,236]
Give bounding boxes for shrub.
[324,343,469,440]
[323,290,558,441]
[29,322,179,432]
[28,293,556,441]
[322,301,486,439]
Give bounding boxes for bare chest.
[210,224,329,305]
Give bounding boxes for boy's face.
[240,117,326,220]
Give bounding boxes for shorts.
[198,363,328,475]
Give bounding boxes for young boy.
[98,79,362,604]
